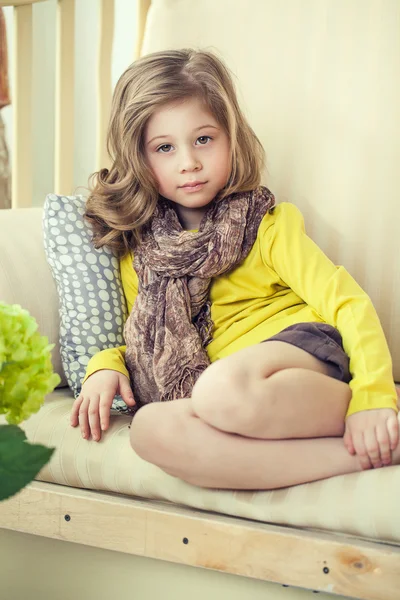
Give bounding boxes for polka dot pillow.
[42,194,130,413]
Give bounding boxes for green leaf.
[0,425,54,501]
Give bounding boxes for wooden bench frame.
[1,480,400,600]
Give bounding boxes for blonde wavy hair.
[85,48,265,257]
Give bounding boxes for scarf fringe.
[160,361,210,402]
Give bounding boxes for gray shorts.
[262,322,351,383]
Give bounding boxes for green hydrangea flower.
[0,302,61,425]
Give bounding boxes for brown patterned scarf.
[124,185,275,407]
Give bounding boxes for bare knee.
[191,363,312,437]
[192,360,244,400]
[192,362,246,411]
[130,404,163,461]
[191,361,266,434]
[191,344,289,414]
[129,402,195,479]
[130,404,181,473]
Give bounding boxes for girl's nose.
[179,150,201,173]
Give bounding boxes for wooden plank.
[0,480,399,600]
[134,0,151,59]
[96,0,114,172]
[11,4,32,208]
[54,0,74,195]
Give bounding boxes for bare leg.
[129,339,400,489]
[191,342,351,439]
[130,399,400,490]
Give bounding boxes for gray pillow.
[42,193,131,414]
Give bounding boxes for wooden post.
[96,0,114,172]
[11,4,32,207]
[134,0,151,59]
[54,0,75,196]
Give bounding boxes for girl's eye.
[156,144,173,153]
[196,136,212,145]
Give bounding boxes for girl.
[70,49,400,490]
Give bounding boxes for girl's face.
[144,96,231,229]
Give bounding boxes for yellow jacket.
[83,202,398,417]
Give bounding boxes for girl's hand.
[70,370,136,442]
[343,408,399,470]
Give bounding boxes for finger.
[387,414,399,451]
[78,397,91,439]
[364,427,382,469]
[99,392,115,432]
[353,431,372,471]
[119,378,136,407]
[88,395,101,441]
[70,395,83,427]
[376,423,391,466]
[343,430,355,455]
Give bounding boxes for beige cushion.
[141,0,400,381]
[0,207,67,387]
[8,390,400,545]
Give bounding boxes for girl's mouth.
[180,182,207,192]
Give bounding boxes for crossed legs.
[129,342,400,489]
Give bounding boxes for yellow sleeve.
[262,203,397,417]
[81,252,139,385]
[119,251,139,315]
